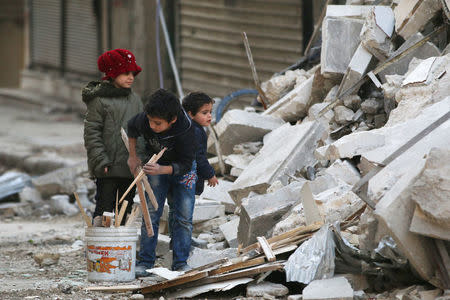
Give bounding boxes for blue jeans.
[138,163,196,270]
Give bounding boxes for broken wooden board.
[209,257,266,276]
[257,236,276,262]
[166,278,254,299]
[86,285,140,292]
[141,270,209,294]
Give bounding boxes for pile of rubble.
[137,0,449,298]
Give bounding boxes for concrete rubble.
[2,0,450,298]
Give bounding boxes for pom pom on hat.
[97,49,142,80]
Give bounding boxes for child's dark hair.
[182,92,214,115]
[144,89,181,122]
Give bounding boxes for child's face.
[147,115,177,133]
[189,103,213,127]
[113,71,135,89]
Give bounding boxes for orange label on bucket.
[87,245,132,274]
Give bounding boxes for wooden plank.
[73,192,92,227]
[185,258,229,274]
[86,285,140,292]
[141,270,209,294]
[257,236,276,262]
[115,200,128,227]
[272,244,298,256]
[209,257,266,276]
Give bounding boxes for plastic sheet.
[284,225,335,284]
[0,171,31,200]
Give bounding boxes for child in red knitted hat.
[82,49,144,226]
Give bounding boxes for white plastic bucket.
[85,227,138,282]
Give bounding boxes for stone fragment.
[50,195,79,216]
[360,7,394,60]
[233,141,263,155]
[410,205,450,241]
[325,5,372,18]
[229,122,325,205]
[32,162,88,198]
[199,179,235,213]
[361,98,383,114]
[394,0,442,40]
[193,216,228,234]
[246,282,289,297]
[323,160,361,186]
[261,69,309,104]
[378,33,441,83]
[263,76,315,122]
[19,186,43,204]
[33,252,61,267]
[224,154,254,171]
[333,106,355,125]
[342,95,362,111]
[287,295,303,300]
[192,200,225,223]
[0,202,33,217]
[187,248,237,269]
[207,109,285,155]
[303,277,353,300]
[219,217,239,248]
[373,114,386,128]
[238,182,304,246]
[338,274,369,291]
[321,17,364,76]
[410,148,450,227]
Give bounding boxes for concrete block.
[378,33,441,83]
[261,69,308,105]
[324,160,361,186]
[394,0,442,40]
[361,98,383,114]
[410,148,450,227]
[193,216,228,234]
[187,248,237,269]
[207,109,285,155]
[238,182,304,246]
[193,201,226,224]
[219,217,239,248]
[263,75,315,122]
[333,106,355,125]
[321,17,364,76]
[303,277,354,300]
[246,282,289,297]
[229,121,325,205]
[199,179,236,213]
[360,7,394,60]
[410,205,450,241]
[49,195,79,216]
[19,186,43,204]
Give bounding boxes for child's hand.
[128,156,142,174]
[207,176,219,187]
[104,167,108,174]
[143,162,163,175]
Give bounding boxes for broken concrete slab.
[207,109,285,155]
[229,121,325,205]
[410,148,450,227]
[193,216,229,234]
[199,179,236,213]
[360,6,395,60]
[32,162,88,198]
[321,17,364,76]
[261,69,309,105]
[219,217,239,248]
[263,75,315,122]
[394,0,442,40]
[303,277,353,300]
[323,160,361,186]
[187,247,237,269]
[238,181,304,247]
[334,106,355,125]
[410,205,450,241]
[193,200,226,224]
[378,33,441,83]
[325,5,373,19]
[246,281,289,297]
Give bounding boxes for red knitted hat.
[97,49,142,80]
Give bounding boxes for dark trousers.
[93,177,136,225]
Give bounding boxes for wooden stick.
[73,192,92,227]
[304,0,330,56]
[125,205,140,226]
[242,32,268,110]
[136,172,154,237]
[115,190,119,224]
[118,148,166,204]
[115,200,128,227]
[256,236,276,262]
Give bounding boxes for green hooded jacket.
[82,81,143,179]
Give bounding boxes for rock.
[337,274,369,291]
[130,294,145,300]
[33,252,61,267]
[233,141,263,155]
[246,282,289,297]
[333,106,355,125]
[303,277,354,300]
[373,114,386,128]
[199,179,236,213]
[342,95,362,111]
[49,195,79,216]
[263,75,315,122]
[410,148,450,227]
[261,69,308,105]
[19,186,43,204]
[360,6,395,60]
[394,0,442,40]
[238,181,304,246]
[361,98,383,114]
[229,121,325,205]
[187,248,237,269]
[207,109,285,155]
[310,69,342,105]
[288,295,303,300]
[193,216,228,234]
[378,33,441,83]
[321,13,365,76]
[224,154,254,172]
[219,217,240,248]
[32,162,88,198]
[323,160,361,186]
